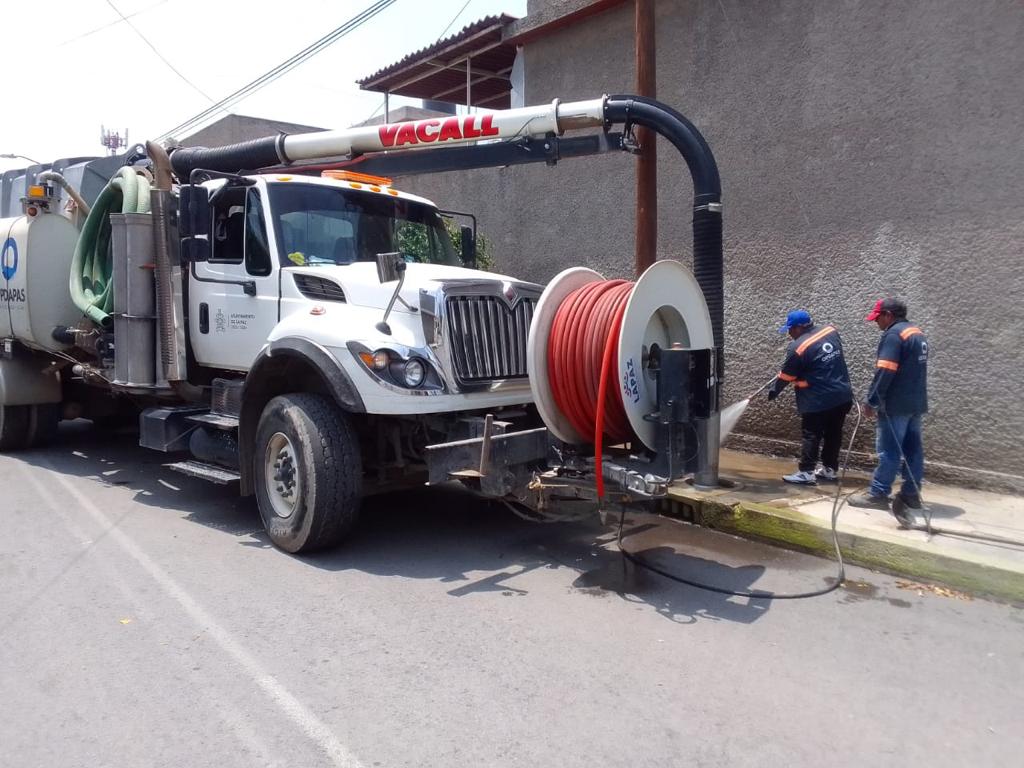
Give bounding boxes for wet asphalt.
[1,422,1021,767]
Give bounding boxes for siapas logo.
[0,237,25,302]
[1,237,17,281]
[378,114,500,149]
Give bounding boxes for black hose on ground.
[615,403,863,599]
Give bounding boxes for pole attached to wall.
[635,0,657,277]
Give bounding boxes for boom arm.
[169,99,607,178]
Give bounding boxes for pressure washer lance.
[748,375,780,400]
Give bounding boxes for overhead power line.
[58,0,169,48]
[158,0,398,142]
[437,0,473,40]
[103,0,213,102]
[358,0,475,125]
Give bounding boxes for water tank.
[0,212,81,351]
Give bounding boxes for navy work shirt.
[866,320,928,415]
[770,324,854,414]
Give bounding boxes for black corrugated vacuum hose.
[603,95,724,389]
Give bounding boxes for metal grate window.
[446,295,535,383]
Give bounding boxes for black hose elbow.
[603,95,724,380]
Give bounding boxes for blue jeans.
[869,413,924,499]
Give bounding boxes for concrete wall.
[392,0,1024,490]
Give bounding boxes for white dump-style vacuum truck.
[0,95,725,553]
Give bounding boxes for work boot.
[847,491,891,511]
[896,490,923,509]
[814,465,838,482]
[890,494,918,529]
[783,470,817,485]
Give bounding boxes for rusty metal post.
[635,0,657,276]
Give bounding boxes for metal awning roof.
[357,15,518,110]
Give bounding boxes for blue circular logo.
[1,238,17,281]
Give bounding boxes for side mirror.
[375,253,408,335]
[181,235,210,263]
[460,225,476,269]
[375,251,404,283]
[177,184,210,238]
[178,185,211,263]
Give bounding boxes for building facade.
[385,0,1024,491]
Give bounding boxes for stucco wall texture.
[396,0,1024,490]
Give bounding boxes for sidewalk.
[665,450,1024,602]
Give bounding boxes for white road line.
[21,460,364,768]
[16,467,284,767]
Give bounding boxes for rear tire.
[254,393,362,553]
[0,405,30,451]
[26,403,60,448]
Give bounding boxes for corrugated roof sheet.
[358,14,518,109]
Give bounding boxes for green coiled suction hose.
[69,167,151,327]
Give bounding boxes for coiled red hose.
[547,279,636,496]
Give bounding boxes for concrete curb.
[662,489,1024,603]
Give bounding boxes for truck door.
[190,187,279,370]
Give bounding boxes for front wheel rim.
[265,432,301,518]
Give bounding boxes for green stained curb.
[663,490,1024,603]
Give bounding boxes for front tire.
[254,393,362,553]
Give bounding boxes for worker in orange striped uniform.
[849,298,929,525]
[767,310,853,485]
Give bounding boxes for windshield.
[266,182,462,268]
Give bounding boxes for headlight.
[403,358,425,388]
[348,341,443,392]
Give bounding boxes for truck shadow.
[18,423,843,626]
[296,496,776,625]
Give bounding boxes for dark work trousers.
[799,400,853,472]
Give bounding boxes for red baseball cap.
[864,299,884,321]
[865,297,907,321]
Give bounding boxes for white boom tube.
[282,98,607,162]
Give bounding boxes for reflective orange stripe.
[796,325,835,356]
[876,359,899,371]
[777,372,797,382]
[795,380,810,388]
[900,326,923,340]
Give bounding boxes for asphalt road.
[1,423,1021,768]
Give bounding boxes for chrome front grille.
[446,295,535,383]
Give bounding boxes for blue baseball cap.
[778,309,811,333]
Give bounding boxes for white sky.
[1,0,526,171]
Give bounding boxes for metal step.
[140,405,208,452]
[187,412,239,430]
[166,459,240,485]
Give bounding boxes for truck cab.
[189,173,539,413]
[156,171,543,552]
